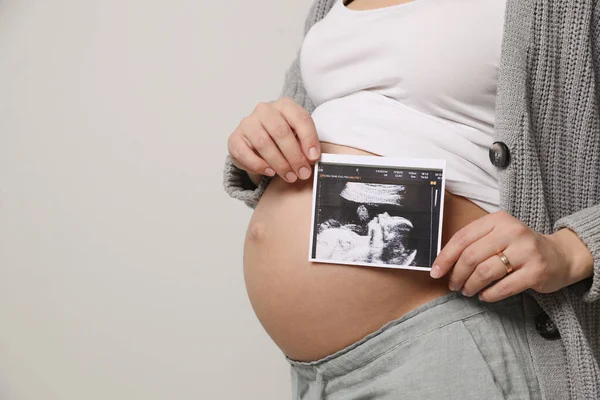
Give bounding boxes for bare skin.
[243,142,488,362]
[344,0,416,11]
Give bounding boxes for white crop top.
[300,0,507,213]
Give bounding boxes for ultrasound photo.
[308,154,445,271]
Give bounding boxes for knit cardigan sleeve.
[222,1,328,209]
[551,19,600,303]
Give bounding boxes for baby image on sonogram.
[315,182,418,266]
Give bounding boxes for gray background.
[0,0,313,398]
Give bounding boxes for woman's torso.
[243,0,502,362]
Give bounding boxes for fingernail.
[285,171,297,182]
[430,264,441,278]
[265,168,275,176]
[461,289,469,297]
[449,283,458,291]
[309,147,319,160]
[299,167,310,179]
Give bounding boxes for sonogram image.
[310,162,443,269]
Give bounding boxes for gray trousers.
[288,291,543,400]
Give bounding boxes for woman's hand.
[430,210,594,302]
[227,97,321,185]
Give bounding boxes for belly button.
[248,221,267,241]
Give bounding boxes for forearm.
[553,204,600,302]
[548,227,594,285]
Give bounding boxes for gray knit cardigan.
[222,0,600,398]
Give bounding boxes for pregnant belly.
[243,142,488,362]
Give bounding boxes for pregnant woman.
[223,0,600,398]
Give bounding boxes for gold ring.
[498,252,513,273]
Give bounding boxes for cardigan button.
[489,141,510,169]
[535,312,561,340]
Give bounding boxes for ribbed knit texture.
[222,0,600,398]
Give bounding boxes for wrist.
[247,172,262,187]
[548,228,594,284]
[238,169,263,190]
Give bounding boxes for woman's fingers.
[239,116,297,182]
[460,252,512,297]
[478,266,534,302]
[431,213,496,278]
[273,97,321,163]
[256,101,312,180]
[447,230,510,291]
[227,97,319,183]
[227,130,274,176]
